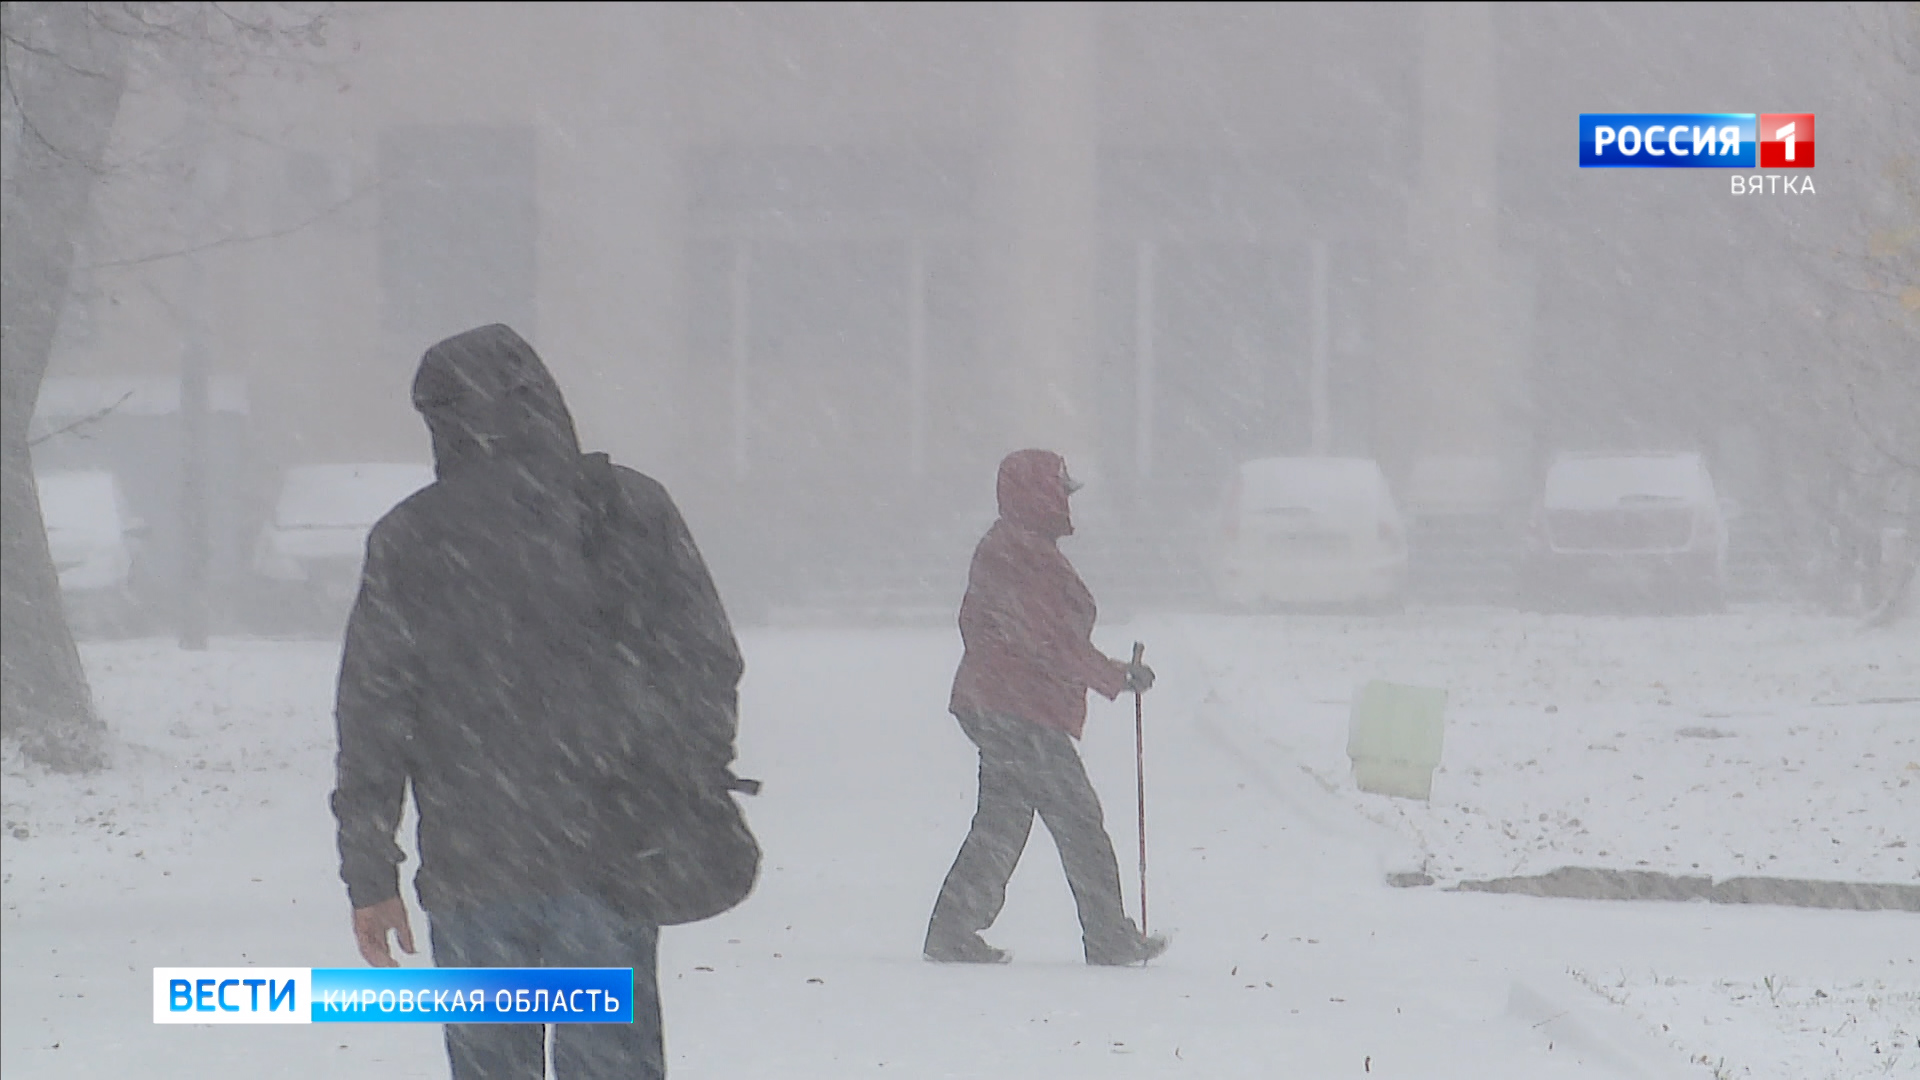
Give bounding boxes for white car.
[1210,457,1410,611]
[37,469,150,634]
[253,463,434,622]
[1520,451,1730,612]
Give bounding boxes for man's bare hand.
[352,897,415,968]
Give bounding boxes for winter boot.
[924,927,1012,965]
[1085,919,1169,966]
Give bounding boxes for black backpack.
[577,452,761,926]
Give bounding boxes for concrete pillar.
[1403,2,1515,510]
[983,2,1101,472]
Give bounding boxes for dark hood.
[411,324,582,480]
[996,448,1074,539]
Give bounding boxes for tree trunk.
[1,2,130,771]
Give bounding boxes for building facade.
[42,3,1628,615]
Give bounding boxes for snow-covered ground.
[1170,608,1919,887]
[1570,971,1919,1080]
[2,609,1915,1078]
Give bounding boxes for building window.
[1098,149,1379,516]
[685,145,982,487]
[687,236,981,483]
[689,144,976,224]
[378,125,536,342]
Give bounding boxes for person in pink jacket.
[925,449,1166,966]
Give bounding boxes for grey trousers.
[928,710,1131,949]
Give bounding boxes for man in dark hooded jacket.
[331,324,741,1080]
[925,449,1167,966]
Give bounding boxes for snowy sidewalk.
[3,615,1915,1078]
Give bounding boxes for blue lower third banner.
[154,967,634,1024]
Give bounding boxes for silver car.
[1520,451,1731,613]
[1210,456,1411,612]
[37,469,151,636]
[252,463,435,630]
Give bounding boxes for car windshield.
[1544,455,1703,510]
[36,472,124,542]
[274,464,433,528]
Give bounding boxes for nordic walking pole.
[1130,641,1149,938]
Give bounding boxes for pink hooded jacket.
[949,450,1129,738]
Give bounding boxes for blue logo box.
[1579,114,1756,168]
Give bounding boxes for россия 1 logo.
[1756,113,1814,168]
[1579,113,1815,169]
[1581,114,1756,167]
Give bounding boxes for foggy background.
[19,1,1918,629]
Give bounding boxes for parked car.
[251,463,434,631]
[1210,456,1410,611]
[37,469,151,636]
[1520,451,1730,612]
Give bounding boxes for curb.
[1457,868,1920,912]
[1191,694,1428,880]
[1506,970,1707,1080]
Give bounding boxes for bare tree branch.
[83,175,376,269]
[26,389,132,446]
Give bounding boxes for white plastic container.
[1347,681,1446,800]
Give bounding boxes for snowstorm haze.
[3,2,1915,1078]
[17,3,1917,616]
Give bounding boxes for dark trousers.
[928,710,1132,950]
[430,893,664,1080]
